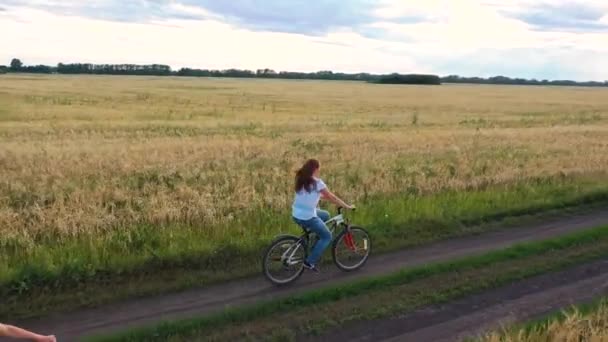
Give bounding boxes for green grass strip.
[5,175,608,321]
[89,224,608,342]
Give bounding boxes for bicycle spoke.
[263,237,306,284]
[333,227,371,271]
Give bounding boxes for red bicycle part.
[344,230,357,251]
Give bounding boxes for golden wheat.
[483,304,608,342]
[1,74,607,240]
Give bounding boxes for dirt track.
[10,210,608,341]
[313,259,608,342]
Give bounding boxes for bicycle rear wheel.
[332,226,371,272]
[262,235,307,285]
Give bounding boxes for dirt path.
[313,259,608,342]
[12,210,608,341]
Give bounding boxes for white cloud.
[369,0,539,51]
[165,3,220,20]
[373,0,447,20]
[0,6,422,73]
[1,0,608,80]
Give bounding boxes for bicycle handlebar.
[337,206,356,214]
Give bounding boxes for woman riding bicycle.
[292,159,354,272]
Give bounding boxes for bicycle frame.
[325,213,346,230]
[279,211,351,266]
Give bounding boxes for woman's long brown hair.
[295,159,320,193]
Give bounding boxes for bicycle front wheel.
[262,235,306,285]
[332,226,371,272]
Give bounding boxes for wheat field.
[1,74,608,291]
[483,303,608,342]
[2,75,607,239]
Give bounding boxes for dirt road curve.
[12,210,608,341]
[314,259,608,342]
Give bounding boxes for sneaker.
[303,261,320,273]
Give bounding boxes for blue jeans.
[293,209,331,265]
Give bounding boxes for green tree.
[10,58,23,70]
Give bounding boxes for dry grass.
[1,74,607,242]
[483,302,608,342]
[2,74,608,314]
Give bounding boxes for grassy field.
[482,298,608,342]
[1,74,608,314]
[88,224,608,341]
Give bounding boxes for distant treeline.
[442,75,608,87]
[372,74,441,85]
[3,58,608,87]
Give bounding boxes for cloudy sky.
[1,0,608,80]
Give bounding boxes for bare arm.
[0,324,56,342]
[320,189,353,209]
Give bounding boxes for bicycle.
[262,207,372,285]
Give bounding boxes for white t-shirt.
[292,178,327,220]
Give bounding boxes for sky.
[1,0,608,80]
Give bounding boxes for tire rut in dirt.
[311,259,608,342]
